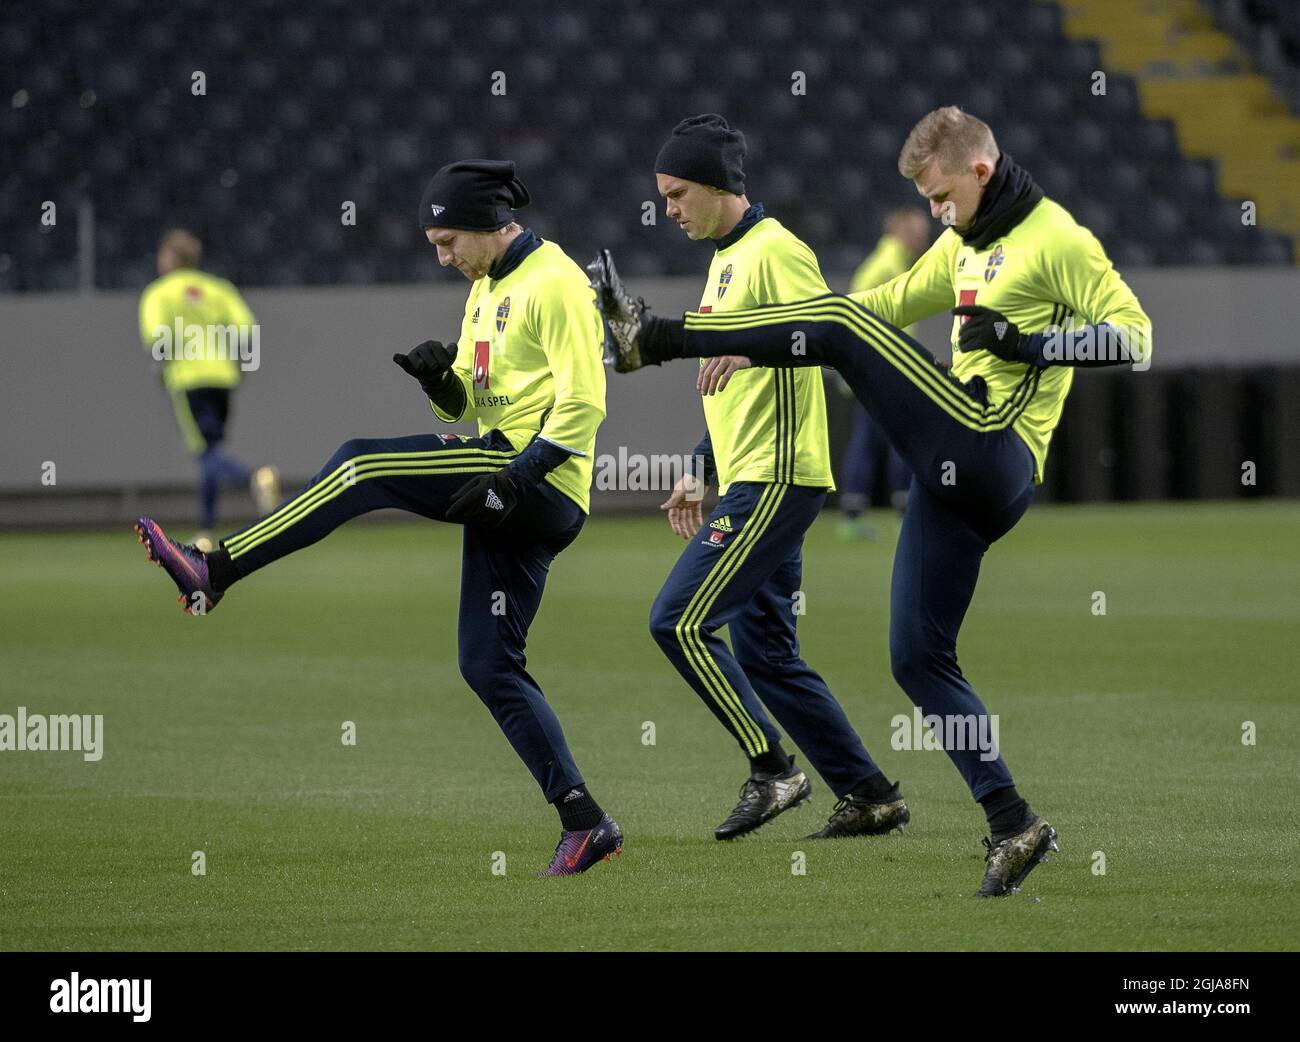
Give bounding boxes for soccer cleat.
[976,816,1058,897]
[251,465,281,516]
[585,248,650,372]
[539,813,624,877]
[715,759,812,840]
[134,517,222,615]
[806,793,910,839]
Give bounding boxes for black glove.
[951,306,1026,362]
[446,469,522,528]
[393,340,457,388]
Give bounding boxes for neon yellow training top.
[855,197,1151,481]
[434,239,607,513]
[139,268,253,392]
[698,216,835,494]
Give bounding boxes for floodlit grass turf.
[1,502,1297,951]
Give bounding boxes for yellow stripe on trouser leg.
[224,447,515,554]
[688,299,1000,425]
[222,446,515,549]
[675,491,775,755]
[689,300,987,423]
[678,483,787,755]
[227,460,511,559]
[674,483,787,757]
[226,452,515,558]
[688,298,1046,431]
[225,448,515,553]
[169,389,208,455]
[224,448,515,557]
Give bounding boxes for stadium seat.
[2,0,1292,292]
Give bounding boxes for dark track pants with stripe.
[649,481,883,797]
[219,429,589,801]
[173,386,251,530]
[683,295,1037,800]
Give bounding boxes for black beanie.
[418,160,531,231]
[654,114,746,195]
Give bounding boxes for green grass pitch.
[1,501,1297,951]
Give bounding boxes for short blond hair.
[897,106,999,178]
[159,228,202,268]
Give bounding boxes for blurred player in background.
[135,163,623,876]
[646,115,907,843]
[835,208,930,539]
[593,106,1152,896]
[138,229,280,550]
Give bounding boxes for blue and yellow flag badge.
[717,264,733,299]
[983,245,1004,284]
[495,297,511,333]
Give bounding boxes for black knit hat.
[418,160,531,231]
[654,114,746,195]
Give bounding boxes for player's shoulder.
[878,234,912,268]
[141,268,195,302]
[750,216,808,249]
[1026,197,1107,258]
[931,226,962,253]
[1025,197,1091,240]
[747,217,821,269]
[165,267,236,293]
[202,271,243,299]
[916,227,961,270]
[521,241,599,308]
[524,239,583,280]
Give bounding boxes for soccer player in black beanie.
[136,159,624,876]
[645,114,909,842]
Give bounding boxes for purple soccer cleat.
[134,517,222,615]
[538,813,624,877]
